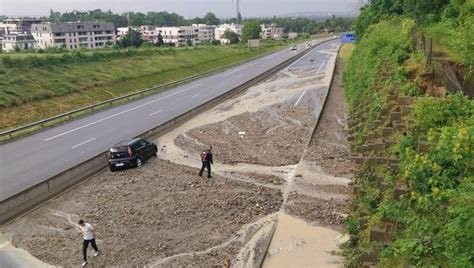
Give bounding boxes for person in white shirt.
[77,219,100,266]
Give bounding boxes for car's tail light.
[128,147,133,157]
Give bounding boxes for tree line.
[42,9,353,34]
[354,0,472,37]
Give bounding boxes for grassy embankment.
[0,40,296,131]
[342,18,473,267]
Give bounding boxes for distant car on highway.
[291,46,297,50]
[108,138,158,171]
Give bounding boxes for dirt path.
[1,41,354,267]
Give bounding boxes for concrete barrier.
[0,38,338,225]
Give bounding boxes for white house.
[1,33,37,51]
[31,22,116,50]
[156,26,199,46]
[215,23,241,44]
[261,24,284,40]
[192,24,216,44]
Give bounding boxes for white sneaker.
[82,261,88,267]
[94,250,100,257]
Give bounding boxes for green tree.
[203,12,220,25]
[241,21,261,43]
[156,33,164,46]
[222,29,240,44]
[119,28,144,48]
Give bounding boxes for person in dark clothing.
[199,146,213,178]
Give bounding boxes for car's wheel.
[109,165,116,172]
[135,158,142,168]
[153,147,158,157]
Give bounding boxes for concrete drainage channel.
[1,38,353,267]
[0,38,335,225]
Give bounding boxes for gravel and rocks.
[175,103,316,167]
[225,171,286,186]
[5,159,282,266]
[303,57,357,177]
[285,192,347,227]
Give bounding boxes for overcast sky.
[0,0,359,18]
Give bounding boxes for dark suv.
[108,138,158,171]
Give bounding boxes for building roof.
[3,33,35,41]
[31,22,115,33]
[3,17,43,23]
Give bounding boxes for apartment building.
[192,24,216,43]
[0,17,42,50]
[215,24,241,44]
[0,17,42,35]
[261,24,284,40]
[1,33,37,51]
[156,26,199,46]
[31,22,116,50]
[116,26,141,41]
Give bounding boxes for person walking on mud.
[77,219,100,266]
[199,146,213,178]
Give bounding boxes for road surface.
[0,39,339,201]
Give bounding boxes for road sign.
[341,33,356,43]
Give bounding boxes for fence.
[411,28,465,95]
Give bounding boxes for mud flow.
[2,41,355,267]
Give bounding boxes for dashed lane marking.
[44,84,202,141]
[149,109,163,116]
[71,138,96,149]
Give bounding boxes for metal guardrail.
[0,43,305,142]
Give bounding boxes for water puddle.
[263,212,345,268]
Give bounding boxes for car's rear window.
[110,146,129,153]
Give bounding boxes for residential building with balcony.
[116,26,141,41]
[0,17,43,49]
[261,24,284,40]
[140,25,159,43]
[0,17,43,36]
[215,24,241,44]
[1,33,37,51]
[156,26,199,46]
[31,22,116,50]
[192,24,216,44]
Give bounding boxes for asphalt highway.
[0,38,340,201]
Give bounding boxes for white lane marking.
[221,62,257,77]
[294,88,309,107]
[71,138,96,149]
[286,49,315,70]
[192,93,200,98]
[44,83,202,141]
[316,59,328,75]
[149,109,163,116]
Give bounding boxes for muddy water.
[263,213,345,268]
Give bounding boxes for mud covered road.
[1,40,356,267]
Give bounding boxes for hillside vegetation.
[0,43,288,130]
[355,0,473,74]
[343,2,473,266]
